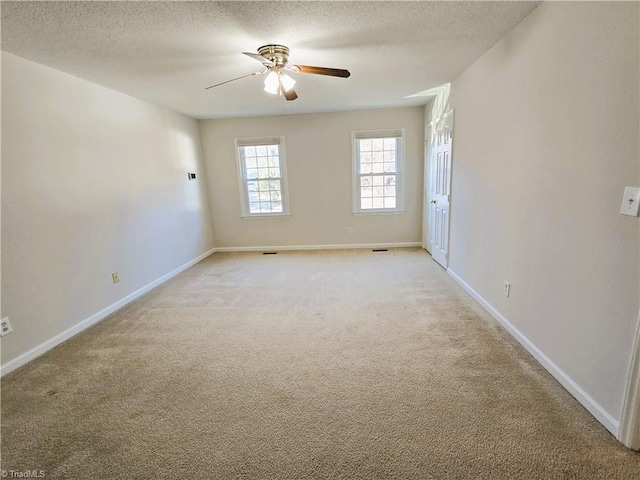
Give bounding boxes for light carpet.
[2,248,639,479]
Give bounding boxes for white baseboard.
[447,268,620,437]
[1,248,216,377]
[214,242,422,253]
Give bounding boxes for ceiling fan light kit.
[263,71,280,94]
[279,74,296,92]
[206,44,350,102]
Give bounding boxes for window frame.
[235,136,291,219]
[351,129,405,215]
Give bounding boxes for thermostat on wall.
[187,172,197,180]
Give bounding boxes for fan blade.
[281,83,298,101]
[243,52,275,66]
[291,65,351,78]
[205,71,264,90]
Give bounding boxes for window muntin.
[353,130,404,213]
[236,137,289,217]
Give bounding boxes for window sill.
[352,209,405,216]
[241,213,291,220]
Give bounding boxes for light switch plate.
[620,187,640,217]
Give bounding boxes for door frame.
[422,122,434,251]
[619,309,640,449]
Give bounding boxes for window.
[352,130,404,213]
[235,136,290,217]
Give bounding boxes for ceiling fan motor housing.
[257,44,290,67]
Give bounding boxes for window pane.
[372,163,384,174]
[361,163,372,174]
[249,202,261,213]
[247,180,257,192]
[384,175,396,186]
[383,138,396,150]
[384,185,396,197]
[372,197,384,208]
[371,139,384,151]
[256,145,268,156]
[372,151,383,163]
[384,197,396,208]
[372,186,384,198]
[271,202,283,212]
[361,198,373,209]
[360,139,372,151]
[246,168,258,179]
[268,156,279,168]
[383,162,396,173]
[258,180,270,191]
[244,146,256,157]
[383,150,395,163]
[360,151,372,164]
[268,145,278,156]
[257,157,268,168]
[246,157,258,169]
[372,176,384,186]
[360,176,372,187]
[268,167,280,178]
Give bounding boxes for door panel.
[425,111,453,268]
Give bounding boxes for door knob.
[430,199,437,204]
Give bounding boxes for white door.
[425,111,453,268]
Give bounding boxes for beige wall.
[199,108,424,248]
[448,2,639,420]
[1,53,215,365]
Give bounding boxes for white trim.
[354,130,403,139]
[234,136,290,217]
[404,83,450,100]
[351,129,405,214]
[447,268,620,437]
[236,136,281,147]
[214,242,422,253]
[427,108,454,127]
[422,122,433,253]
[619,310,640,449]
[352,210,405,216]
[241,214,291,220]
[0,248,215,377]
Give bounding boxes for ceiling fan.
[205,44,351,101]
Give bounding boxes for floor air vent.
[372,249,388,252]
[263,251,278,255]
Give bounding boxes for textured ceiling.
[1,1,540,119]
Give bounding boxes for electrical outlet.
[503,281,511,298]
[347,227,352,234]
[620,187,640,217]
[1,318,13,337]
[112,272,120,284]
